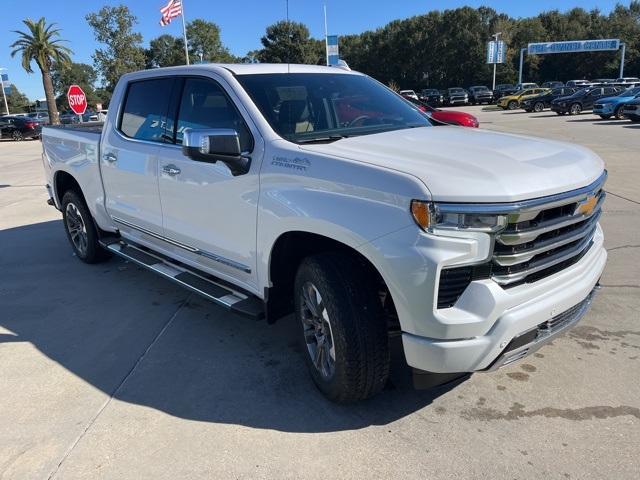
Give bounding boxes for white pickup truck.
[41,64,607,402]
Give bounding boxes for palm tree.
[10,18,72,125]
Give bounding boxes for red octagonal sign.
[67,85,87,115]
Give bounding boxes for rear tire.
[294,253,390,403]
[533,102,544,113]
[61,190,111,264]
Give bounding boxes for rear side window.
[120,78,174,142]
[175,77,253,152]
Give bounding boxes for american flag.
[160,0,183,26]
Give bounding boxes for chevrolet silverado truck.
[41,64,607,403]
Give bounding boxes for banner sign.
[528,39,620,55]
[486,40,506,64]
[327,35,339,66]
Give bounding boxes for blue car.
[593,86,640,119]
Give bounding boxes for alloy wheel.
[11,130,24,141]
[570,104,582,115]
[534,102,544,112]
[65,202,88,256]
[300,281,336,379]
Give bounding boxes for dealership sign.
[487,40,506,64]
[327,35,339,66]
[528,39,620,55]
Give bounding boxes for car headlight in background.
[411,200,507,232]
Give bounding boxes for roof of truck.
[151,63,359,76]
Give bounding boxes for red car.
[402,95,479,128]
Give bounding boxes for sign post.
[0,71,9,116]
[67,85,87,123]
[487,36,505,90]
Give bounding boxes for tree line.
[8,3,640,123]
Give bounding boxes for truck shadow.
[0,220,463,433]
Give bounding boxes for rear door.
[155,75,263,290]
[101,77,175,240]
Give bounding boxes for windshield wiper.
[296,135,347,144]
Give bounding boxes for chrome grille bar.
[493,212,600,266]
[487,174,606,287]
[496,192,605,246]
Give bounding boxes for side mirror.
[182,128,250,176]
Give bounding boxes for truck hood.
[300,127,604,202]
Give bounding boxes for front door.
[101,77,176,241]
[156,75,262,291]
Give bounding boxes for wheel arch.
[53,170,85,207]
[265,230,397,325]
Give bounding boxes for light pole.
[0,68,9,116]
[491,32,501,91]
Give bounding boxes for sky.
[0,0,629,100]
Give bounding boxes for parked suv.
[497,88,547,110]
[593,86,640,119]
[444,87,468,105]
[541,81,564,88]
[622,97,640,121]
[419,89,444,106]
[467,86,493,105]
[551,86,624,115]
[493,84,516,100]
[520,87,577,112]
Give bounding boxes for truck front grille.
[491,188,604,288]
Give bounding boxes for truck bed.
[45,122,103,135]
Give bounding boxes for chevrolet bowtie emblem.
[575,194,598,216]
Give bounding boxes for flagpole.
[180,1,190,65]
[323,3,329,66]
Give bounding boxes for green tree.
[86,5,146,92]
[51,62,101,108]
[146,34,185,68]
[4,85,30,114]
[257,21,323,64]
[187,19,237,63]
[10,18,72,124]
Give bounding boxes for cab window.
[119,78,175,143]
[174,77,253,152]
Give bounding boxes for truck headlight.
[411,200,507,232]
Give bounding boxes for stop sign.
[67,85,87,115]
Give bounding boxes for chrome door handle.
[162,165,181,176]
[103,152,118,163]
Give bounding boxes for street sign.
[487,40,506,64]
[327,35,339,66]
[528,39,619,55]
[67,85,87,115]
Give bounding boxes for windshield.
[618,86,640,96]
[236,73,430,144]
[423,89,439,95]
[449,88,465,93]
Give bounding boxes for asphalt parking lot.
[1,107,639,479]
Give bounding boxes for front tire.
[11,130,24,141]
[614,105,625,120]
[294,253,390,403]
[62,190,110,264]
[569,103,582,115]
[507,100,518,110]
